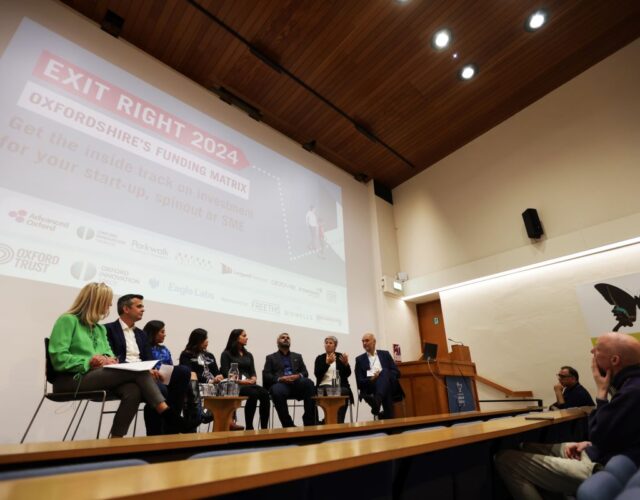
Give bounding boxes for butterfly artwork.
[594,283,640,332]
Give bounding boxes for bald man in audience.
[495,333,640,499]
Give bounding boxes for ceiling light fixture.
[402,235,640,303]
[459,64,477,80]
[526,10,548,31]
[432,29,452,50]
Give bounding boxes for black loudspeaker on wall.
[522,208,544,239]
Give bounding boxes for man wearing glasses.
[550,366,595,410]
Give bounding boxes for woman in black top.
[179,328,223,384]
[179,328,245,431]
[220,329,271,429]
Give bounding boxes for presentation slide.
[0,19,348,334]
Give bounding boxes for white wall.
[394,38,640,294]
[391,37,640,405]
[0,0,380,443]
[368,187,421,361]
[442,242,640,406]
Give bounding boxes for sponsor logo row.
[8,208,166,257]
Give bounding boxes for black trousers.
[239,384,271,429]
[362,370,397,419]
[144,365,190,435]
[269,378,316,427]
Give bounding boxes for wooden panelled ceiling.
[63,0,640,189]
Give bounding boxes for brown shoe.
[229,421,245,431]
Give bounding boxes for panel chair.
[21,338,124,443]
[269,398,306,428]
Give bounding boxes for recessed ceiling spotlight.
[394,0,411,4]
[526,9,548,31]
[452,53,459,59]
[459,64,477,81]
[432,29,452,50]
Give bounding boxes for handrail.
[476,375,533,398]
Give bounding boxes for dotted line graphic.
[251,164,306,261]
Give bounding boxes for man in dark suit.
[355,332,403,419]
[104,293,191,434]
[263,332,316,427]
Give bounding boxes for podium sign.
[446,376,476,413]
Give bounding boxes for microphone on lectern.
[448,337,464,346]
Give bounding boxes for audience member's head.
[67,282,113,326]
[186,328,209,354]
[557,366,579,387]
[592,332,640,376]
[143,320,166,346]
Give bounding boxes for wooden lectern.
[398,345,479,417]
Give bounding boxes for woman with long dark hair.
[179,328,244,430]
[179,328,224,384]
[220,329,270,430]
[145,321,211,431]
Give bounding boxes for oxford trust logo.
[0,243,15,265]
[0,242,60,273]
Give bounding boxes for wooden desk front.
[0,410,587,500]
[0,407,536,468]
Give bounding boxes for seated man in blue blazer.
[104,293,192,434]
[355,333,403,419]
[263,332,316,427]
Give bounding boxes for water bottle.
[229,363,239,382]
[228,363,240,396]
